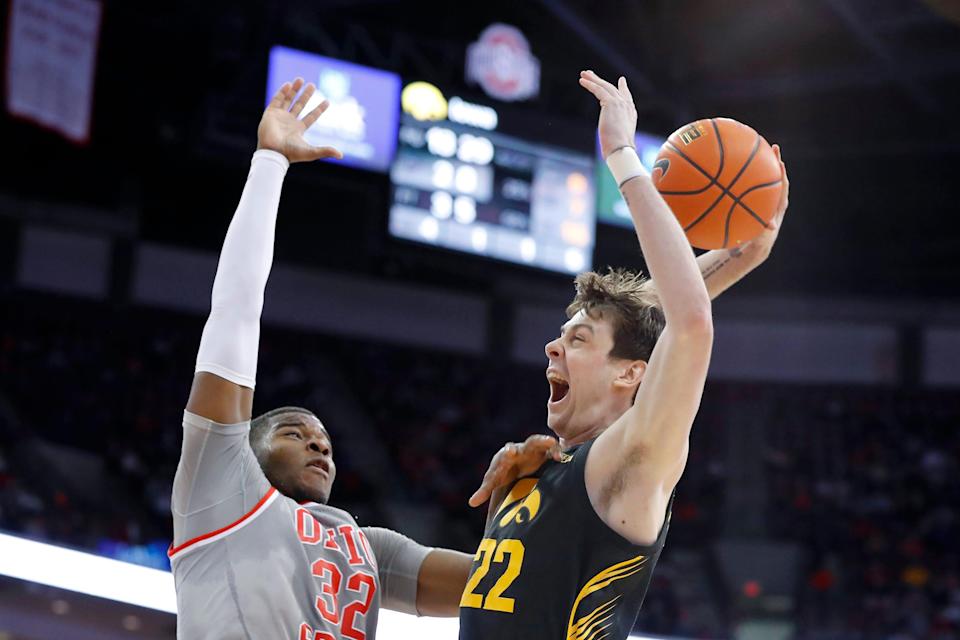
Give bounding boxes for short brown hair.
[565,268,664,362]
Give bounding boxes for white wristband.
[605,146,649,188]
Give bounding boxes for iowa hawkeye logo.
[495,478,541,528]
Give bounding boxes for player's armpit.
[416,549,474,617]
[185,372,254,425]
[585,323,711,544]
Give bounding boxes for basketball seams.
[733,179,784,227]
[682,188,728,233]
[662,140,715,185]
[678,119,731,233]
[658,119,725,196]
[718,133,762,247]
[723,133,762,197]
[666,172,780,224]
[723,199,738,248]
[658,143,713,195]
[711,118,725,182]
[723,176,783,247]
[683,132,761,236]
[659,120,782,249]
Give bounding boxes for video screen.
[389,82,595,274]
[595,132,665,228]
[266,46,401,172]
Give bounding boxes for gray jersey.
[170,411,421,640]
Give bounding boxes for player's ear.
[614,360,646,390]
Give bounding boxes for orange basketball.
[651,118,783,250]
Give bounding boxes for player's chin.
[545,408,566,435]
[299,473,332,504]
[301,483,330,505]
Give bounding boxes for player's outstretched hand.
[258,77,343,163]
[578,70,637,159]
[739,144,790,261]
[469,435,562,507]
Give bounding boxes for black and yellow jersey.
[458,438,673,640]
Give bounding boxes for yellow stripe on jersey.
[566,554,648,640]
[569,595,620,640]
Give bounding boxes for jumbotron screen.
[595,132,665,228]
[389,82,595,274]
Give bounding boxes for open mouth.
[307,461,328,476]
[547,373,570,404]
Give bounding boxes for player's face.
[544,310,637,440]
[263,414,337,504]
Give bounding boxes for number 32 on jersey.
[460,538,525,613]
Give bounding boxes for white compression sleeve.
[194,149,290,389]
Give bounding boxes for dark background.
[3,0,957,299]
[1,1,959,639]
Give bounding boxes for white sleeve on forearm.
[195,149,289,389]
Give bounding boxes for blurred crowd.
[2,292,959,638]
[766,388,960,639]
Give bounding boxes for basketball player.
[170,78,557,639]
[458,70,790,639]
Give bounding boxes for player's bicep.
[185,371,254,425]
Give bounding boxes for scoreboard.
[389,82,595,274]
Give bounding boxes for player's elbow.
[670,305,713,341]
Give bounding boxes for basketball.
[651,118,784,250]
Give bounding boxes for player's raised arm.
[172,80,340,550]
[185,79,341,424]
[578,70,713,545]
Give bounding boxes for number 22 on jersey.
[460,538,525,613]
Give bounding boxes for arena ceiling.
[2,0,958,299]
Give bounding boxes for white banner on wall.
[5,0,103,143]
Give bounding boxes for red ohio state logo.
[466,23,541,102]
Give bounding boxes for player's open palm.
[579,70,637,159]
[258,77,343,163]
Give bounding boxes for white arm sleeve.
[362,526,432,616]
[194,149,290,389]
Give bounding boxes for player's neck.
[558,402,630,449]
[559,424,605,449]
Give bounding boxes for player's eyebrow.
[560,323,595,336]
[276,420,332,446]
